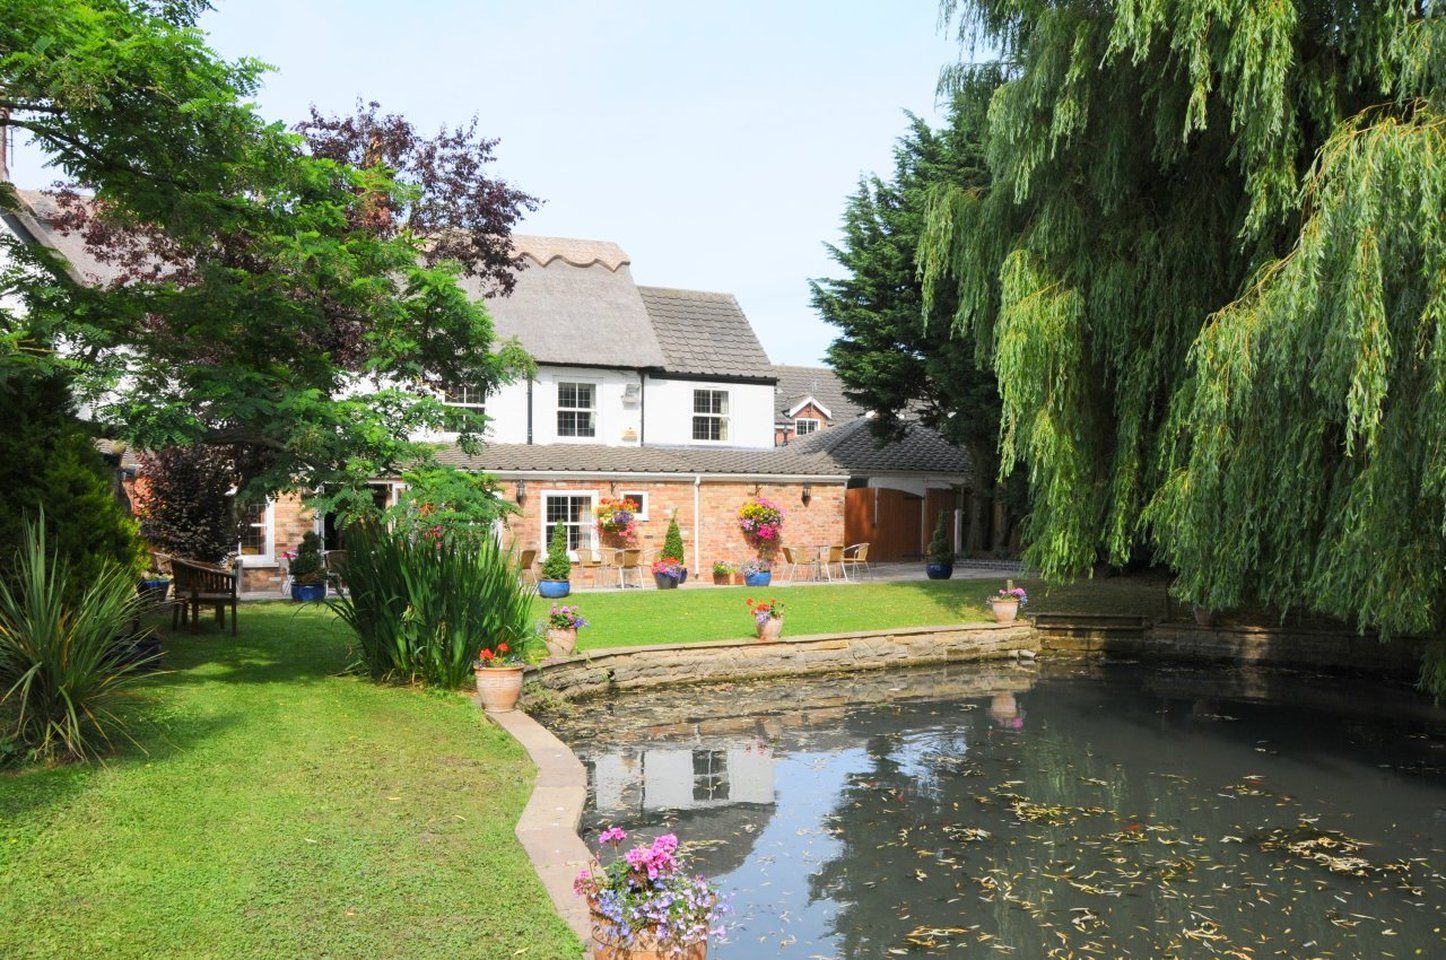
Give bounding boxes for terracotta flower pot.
[756,617,784,641]
[1193,606,1215,627]
[474,665,524,713]
[544,626,577,657]
[989,597,1020,624]
[713,573,731,586]
[592,930,707,960]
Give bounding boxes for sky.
[9,1,961,366]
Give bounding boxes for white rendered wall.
[643,377,775,448]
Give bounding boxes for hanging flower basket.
[737,497,784,553]
[597,497,641,547]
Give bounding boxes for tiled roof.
[790,417,973,477]
[511,235,630,271]
[638,287,775,380]
[433,442,846,477]
[773,364,867,421]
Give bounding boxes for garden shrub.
[541,523,572,581]
[331,523,535,687]
[0,515,154,762]
[289,531,325,584]
[135,445,236,562]
[927,513,954,564]
[660,515,686,563]
[0,373,143,588]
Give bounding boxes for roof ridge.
[636,285,738,301]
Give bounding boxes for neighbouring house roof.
[458,235,670,370]
[94,438,143,471]
[432,441,847,478]
[637,287,775,381]
[789,416,973,479]
[9,189,122,284]
[772,364,867,423]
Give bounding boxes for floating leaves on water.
[1259,822,1411,878]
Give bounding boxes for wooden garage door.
[845,487,924,562]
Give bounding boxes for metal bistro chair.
[842,542,872,580]
[516,548,538,585]
[616,548,644,589]
[824,544,848,582]
[780,545,817,583]
[577,548,606,589]
[323,549,348,593]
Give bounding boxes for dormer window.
[557,381,596,438]
[794,417,821,435]
[692,389,730,442]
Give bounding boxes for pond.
[546,660,1446,959]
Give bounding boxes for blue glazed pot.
[653,574,680,590]
[137,579,171,604]
[678,568,689,585]
[744,571,772,587]
[291,582,328,602]
[538,579,571,599]
[925,562,954,581]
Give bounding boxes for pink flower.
[599,826,628,847]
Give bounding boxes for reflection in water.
[549,662,1446,959]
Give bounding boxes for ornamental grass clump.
[576,827,728,957]
[330,522,535,688]
[0,515,154,763]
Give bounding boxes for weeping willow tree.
[922,2,1445,678]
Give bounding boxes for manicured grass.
[0,604,580,960]
[543,574,1173,650]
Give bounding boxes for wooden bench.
[168,556,239,635]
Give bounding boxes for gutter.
[479,470,849,483]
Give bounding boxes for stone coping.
[485,707,594,943]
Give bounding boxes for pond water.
[547,661,1446,959]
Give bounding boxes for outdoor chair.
[780,545,817,582]
[577,549,607,588]
[842,543,871,580]
[517,548,538,584]
[277,554,293,596]
[825,544,848,582]
[323,549,348,592]
[616,549,643,589]
[169,556,239,635]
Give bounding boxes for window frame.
[440,384,487,411]
[237,500,275,567]
[555,380,598,440]
[690,388,730,443]
[617,490,650,520]
[540,491,598,555]
[793,417,822,436]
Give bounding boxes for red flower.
[479,648,495,661]
[498,642,509,654]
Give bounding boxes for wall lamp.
[515,479,527,506]
[801,482,812,506]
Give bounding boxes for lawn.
[0,604,580,960]
[542,573,1173,649]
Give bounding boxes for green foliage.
[330,524,536,687]
[541,522,572,581]
[288,531,324,585]
[378,465,517,534]
[927,513,955,564]
[0,0,532,503]
[0,515,152,762]
[924,2,1446,684]
[135,445,235,563]
[814,74,1023,550]
[661,515,686,563]
[0,373,143,586]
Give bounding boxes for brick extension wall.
[499,477,845,569]
[241,477,847,589]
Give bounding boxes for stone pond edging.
[487,616,1436,952]
[520,621,1037,701]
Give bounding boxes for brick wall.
[774,401,836,446]
[498,477,845,570]
[240,493,315,592]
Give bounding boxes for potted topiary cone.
[660,515,687,584]
[289,531,327,602]
[925,513,954,580]
[538,524,572,599]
